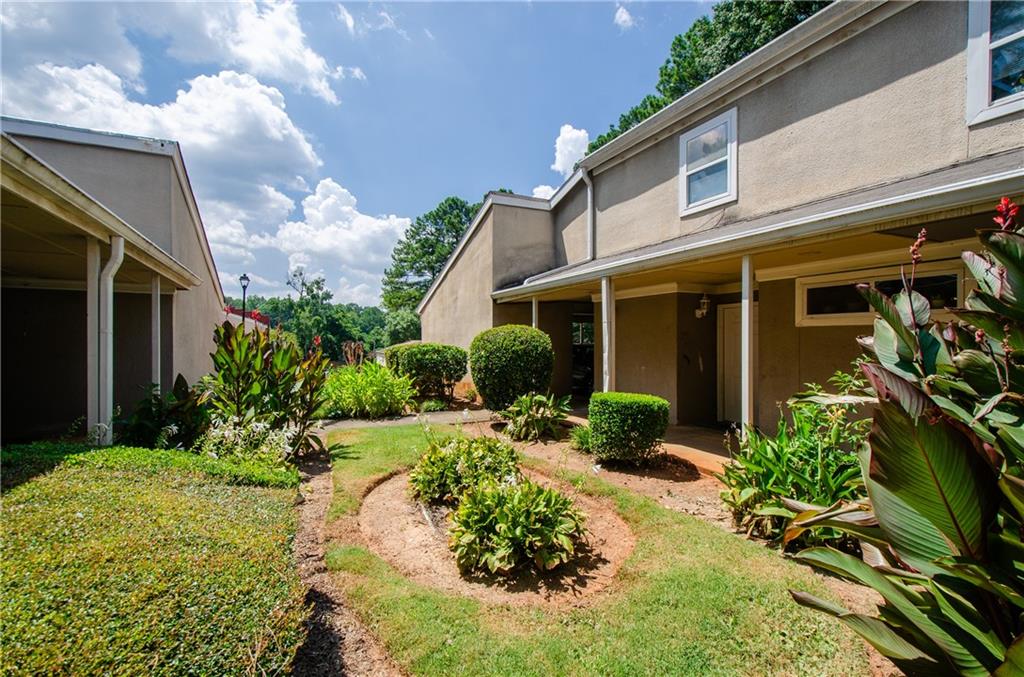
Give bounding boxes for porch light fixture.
[695,293,711,319]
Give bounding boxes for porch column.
[531,297,539,329]
[86,238,100,429]
[740,255,755,430]
[151,273,161,390]
[600,276,616,392]
[98,236,124,444]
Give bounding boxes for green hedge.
[469,325,554,410]
[390,343,467,401]
[589,391,669,463]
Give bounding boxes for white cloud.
[614,4,636,30]
[1,1,359,105]
[424,28,436,40]
[336,4,356,35]
[254,179,412,305]
[335,4,410,41]
[532,185,556,200]
[550,124,589,178]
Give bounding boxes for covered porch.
[1,134,200,442]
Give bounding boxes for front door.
[717,303,757,423]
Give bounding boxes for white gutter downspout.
[581,168,596,261]
[98,236,124,444]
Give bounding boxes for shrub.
[469,325,554,410]
[321,362,416,419]
[500,392,570,441]
[195,416,294,467]
[716,371,869,547]
[789,199,1024,674]
[120,374,209,449]
[394,343,467,401]
[384,343,414,371]
[449,478,587,574]
[409,435,520,504]
[589,392,669,463]
[569,424,592,453]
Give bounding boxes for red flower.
[313,335,322,347]
[994,197,1019,231]
[909,228,927,264]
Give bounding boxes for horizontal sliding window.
[795,262,964,327]
[678,108,737,216]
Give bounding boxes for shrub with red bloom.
[994,197,1019,231]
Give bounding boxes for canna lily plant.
[786,198,1024,676]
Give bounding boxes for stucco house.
[419,0,1024,431]
[1,118,225,442]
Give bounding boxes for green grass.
[325,425,870,676]
[1,443,306,675]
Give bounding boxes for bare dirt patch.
[358,470,635,607]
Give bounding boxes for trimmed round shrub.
[589,392,669,463]
[409,435,520,505]
[394,343,467,401]
[469,325,554,410]
[384,343,414,371]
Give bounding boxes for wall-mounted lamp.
[694,293,710,319]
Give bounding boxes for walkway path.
[320,408,493,432]
[291,451,400,677]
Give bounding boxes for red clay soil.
[358,469,635,607]
[291,452,401,677]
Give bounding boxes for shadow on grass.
[327,441,359,462]
[1,441,94,492]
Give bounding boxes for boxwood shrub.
[469,325,554,410]
[392,343,467,401]
[589,391,669,463]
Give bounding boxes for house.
[1,118,225,442]
[419,0,1024,430]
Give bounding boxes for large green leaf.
[979,230,1024,305]
[867,401,998,561]
[860,284,919,359]
[895,289,932,328]
[870,318,922,382]
[995,634,1024,676]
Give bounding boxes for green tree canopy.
[589,0,831,153]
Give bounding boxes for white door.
[717,303,757,423]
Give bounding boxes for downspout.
[581,168,595,261]
[98,236,124,444]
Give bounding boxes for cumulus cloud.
[614,4,635,30]
[0,1,360,105]
[254,179,412,306]
[550,124,589,178]
[532,185,557,200]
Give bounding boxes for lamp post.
[239,273,250,328]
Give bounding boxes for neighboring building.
[419,0,1024,429]
[1,118,225,442]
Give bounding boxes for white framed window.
[678,108,737,216]
[795,261,966,327]
[967,0,1024,125]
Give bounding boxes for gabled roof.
[0,116,224,304]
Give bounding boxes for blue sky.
[1,1,707,304]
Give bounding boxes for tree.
[385,308,421,345]
[588,0,832,153]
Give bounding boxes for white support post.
[99,237,124,444]
[86,239,100,430]
[601,276,616,392]
[151,273,161,390]
[740,255,755,431]
[531,297,539,329]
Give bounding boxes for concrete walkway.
[320,408,494,433]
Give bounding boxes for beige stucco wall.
[169,171,224,384]
[491,204,555,289]
[552,182,588,266]
[591,1,1024,259]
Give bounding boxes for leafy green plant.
[419,399,447,413]
[589,391,669,463]
[500,392,570,441]
[716,372,870,547]
[788,199,1024,675]
[449,478,587,574]
[195,416,294,467]
[409,435,520,505]
[390,342,467,401]
[120,374,209,450]
[469,325,554,410]
[321,362,416,419]
[569,424,592,453]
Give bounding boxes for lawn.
[1,442,306,675]
[324,425,871,676]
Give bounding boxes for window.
[795,262,965,327]
[678,108,737,216]
[967,0,1024,124]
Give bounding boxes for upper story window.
[967,0,1024,125]
[678,108,737,216]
